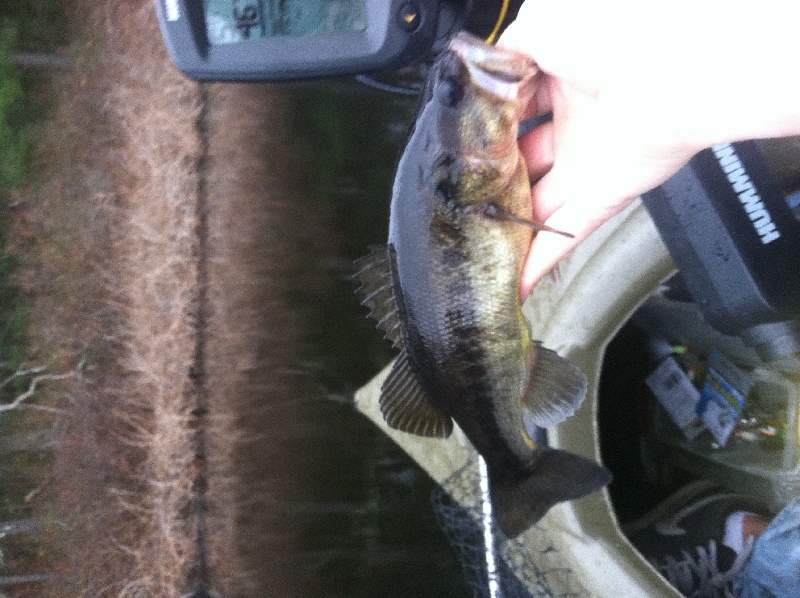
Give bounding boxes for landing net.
[431,460,587,598]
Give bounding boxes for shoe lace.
[649,538,754,598]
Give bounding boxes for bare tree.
[0,365,76,414]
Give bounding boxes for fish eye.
[436,78,464,107]
[436,54,467,107]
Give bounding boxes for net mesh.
[431,460,588,598]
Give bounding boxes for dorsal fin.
[353,245,403,348]
[522,343,587,429]
[380,350,453,438]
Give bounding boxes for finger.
[519,76,553,123]
[498,2,606,96]
[520,193,628,299]
[520,123,643,297]
[518,121,554,182]
[519,218,581,300]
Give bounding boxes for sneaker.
[624,480,769,598]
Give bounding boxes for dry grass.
[94,4,203,593]
[6,0,206,595]
[4,1,359,595]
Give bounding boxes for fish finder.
[155,0,477,81]
[643,138,800,361]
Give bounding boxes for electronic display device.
[155,0,467,81]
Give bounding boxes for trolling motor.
[642,138,800,362]
[155,0,524,81]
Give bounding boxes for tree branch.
[0,366,76,413]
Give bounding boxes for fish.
[355,32,612,538]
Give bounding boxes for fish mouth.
[447,32,539,102]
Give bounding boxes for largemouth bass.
[356,32,611,538]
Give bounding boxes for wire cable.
[485,0,511,44]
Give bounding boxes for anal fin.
[522,343,587,429]
[380,350,453,438]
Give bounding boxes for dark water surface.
[204,80,470,597]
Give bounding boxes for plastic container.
[634,295,800,512]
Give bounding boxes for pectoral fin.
[522,343,587,429]
[380,350,453,438]
[353,245,403,348]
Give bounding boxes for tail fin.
[489,449,612,538]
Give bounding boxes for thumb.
[520,175,630,299]
[519,86,698,297]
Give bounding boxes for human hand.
[500,0,800,298]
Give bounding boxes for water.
[203,80,471,597]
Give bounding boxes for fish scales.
[426,211,533,474]
[356,32,612,538]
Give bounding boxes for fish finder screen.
[204,0,367,45]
